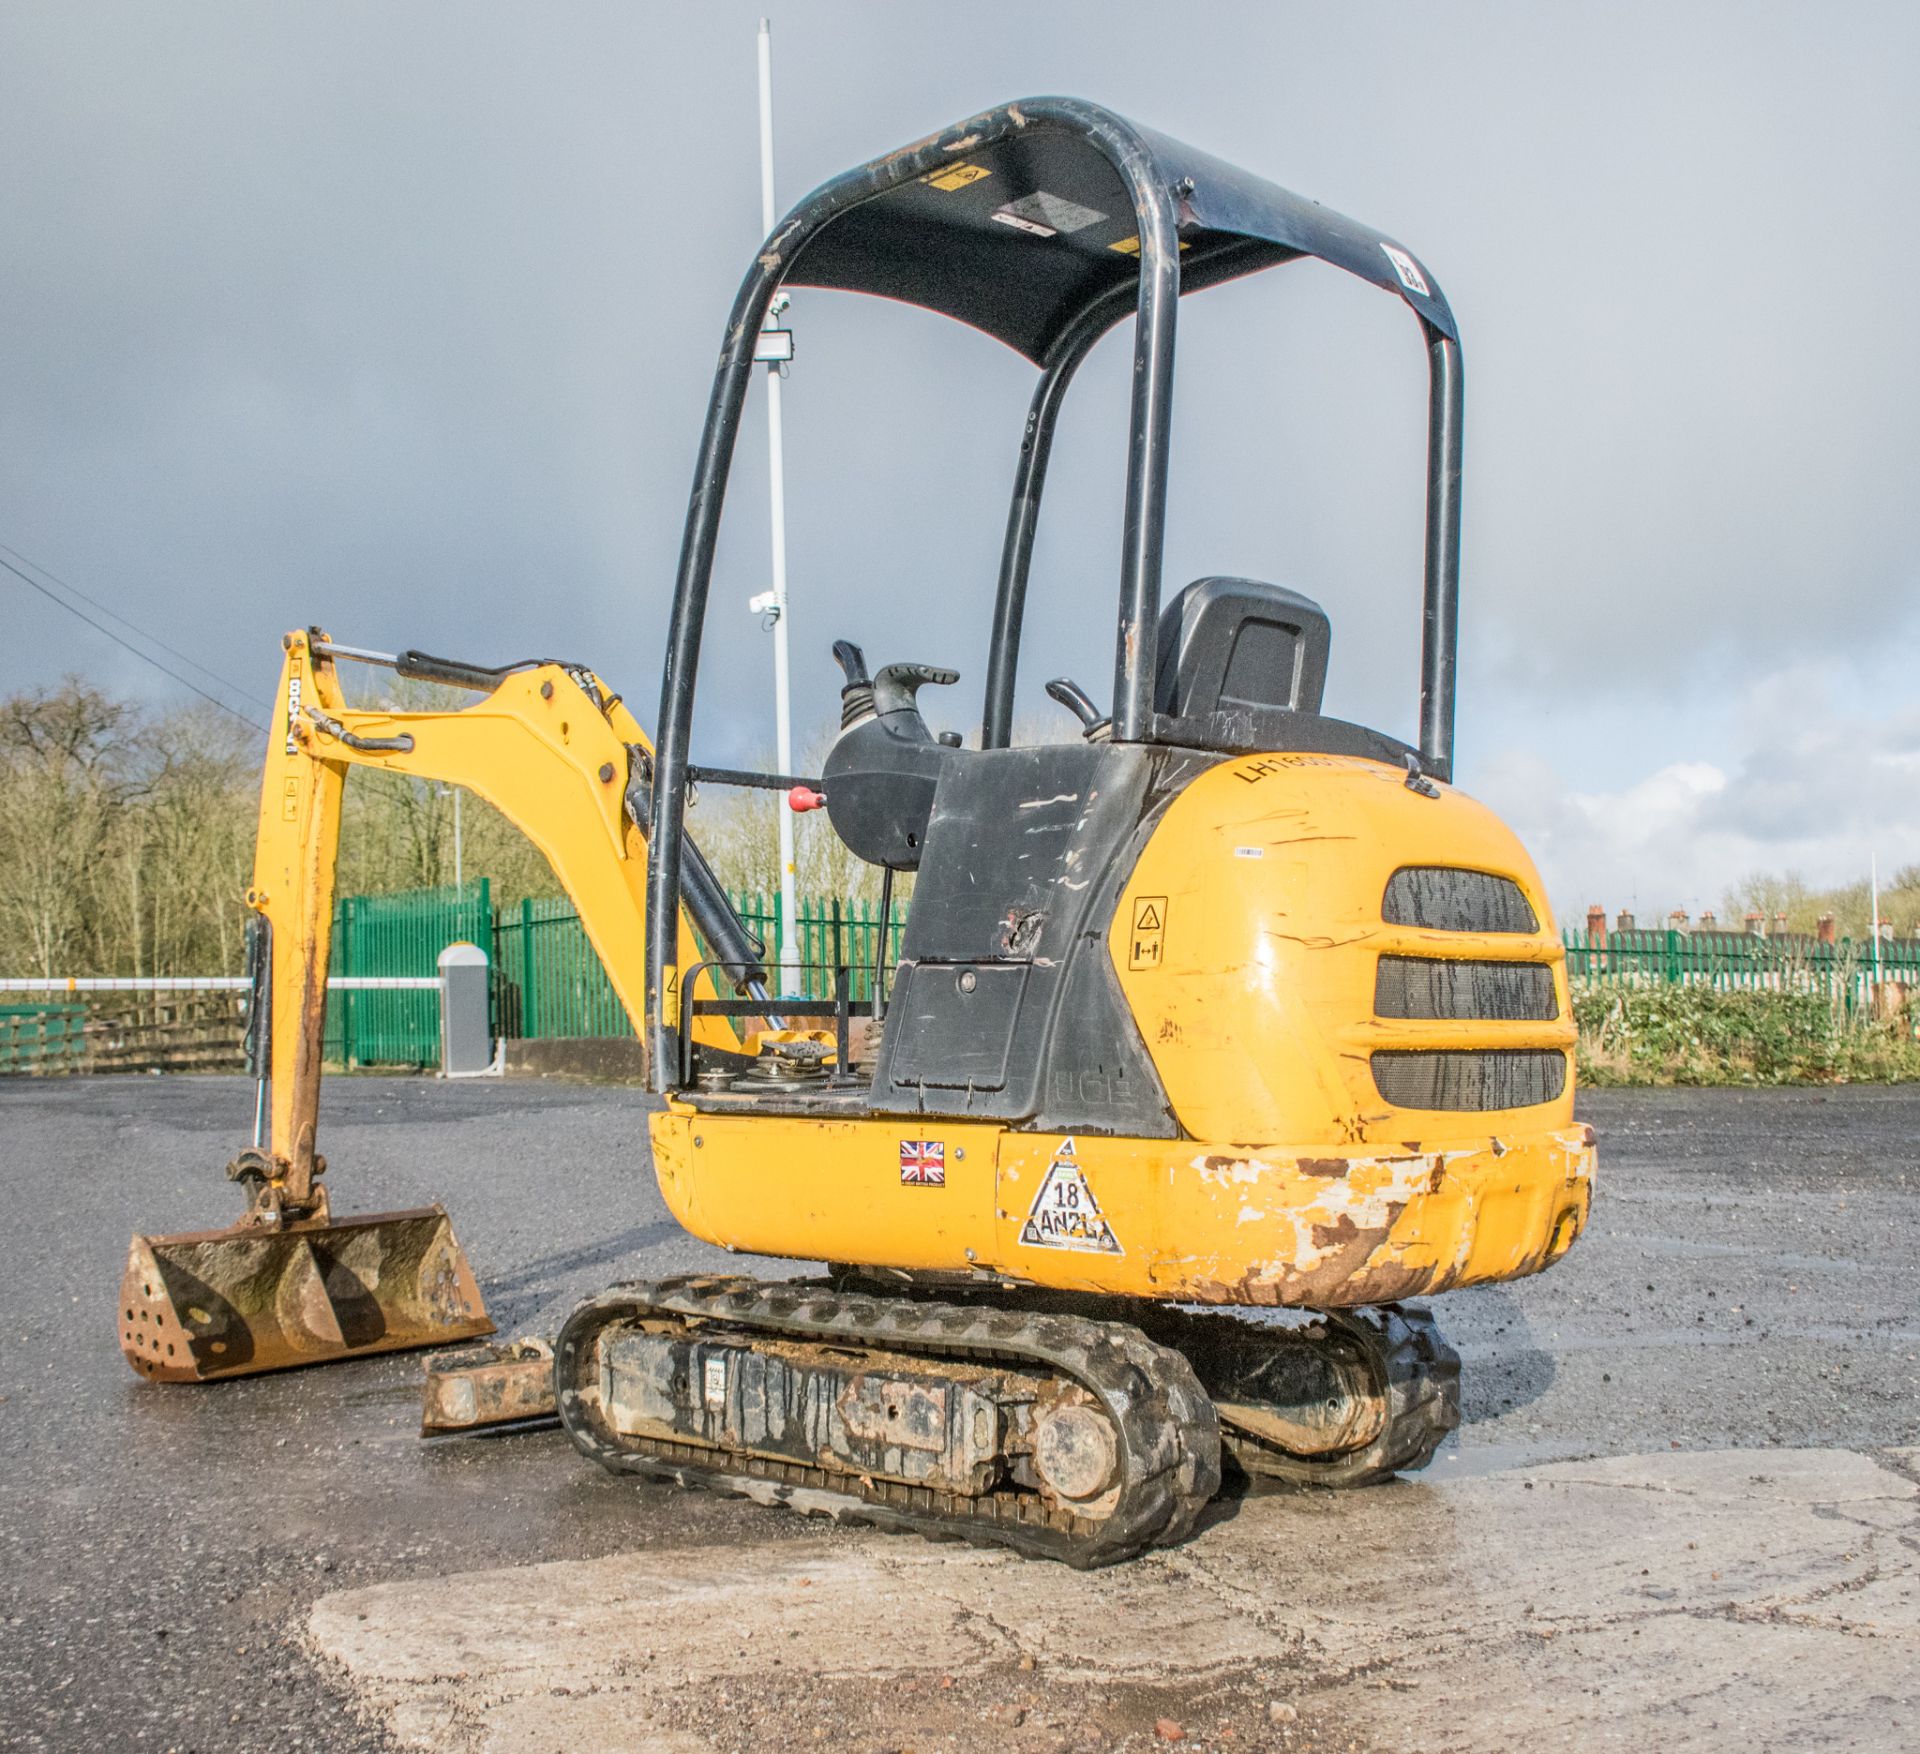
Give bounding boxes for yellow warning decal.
[925,162,991,192]
[1128,896,1167,970]
[1108,235,1192,255]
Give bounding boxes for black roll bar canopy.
[644,97,1465,1086]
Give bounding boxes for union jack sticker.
[899,1139,946,1186]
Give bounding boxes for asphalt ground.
[1,1076,1916,1752]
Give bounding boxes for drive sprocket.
[1193,1304,1460,1489]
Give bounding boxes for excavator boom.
[121,630,753,1383]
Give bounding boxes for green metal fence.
[325,881,492,1067]
[490,894,628,1040]
[322,882,909,1065]
[1562,928,1920,1009]
[20,886,1920,1074]
[330,885,1920,1068]
[729,892,904,1004]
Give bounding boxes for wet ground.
[1,1077,1916,1752]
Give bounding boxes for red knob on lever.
[787,785,826,813]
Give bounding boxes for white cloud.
[1472,668,1920,926]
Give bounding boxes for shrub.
[1572,982,1920,1086]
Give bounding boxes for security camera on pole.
[749,17,800,994]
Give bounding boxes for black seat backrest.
[1154,578,1331,720]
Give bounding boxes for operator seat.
[1154,577,1331,721]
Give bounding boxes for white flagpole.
[758,17,799,995]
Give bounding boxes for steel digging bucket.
[119,1207,493,1382]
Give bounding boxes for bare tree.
[0,681,128,975]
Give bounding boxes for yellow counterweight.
[649,752,1592,1312]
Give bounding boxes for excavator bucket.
[119,1207,493,1382]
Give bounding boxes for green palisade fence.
[320,882,909,1066]
[490,894,629,1041]
[728,892,903,1005]
[11,889,1920,1075]
[1561,928,1920,1011]
[324,880,492,1067]
[321,887,1920,1069]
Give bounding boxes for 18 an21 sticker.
[1018,1139,1122,1255]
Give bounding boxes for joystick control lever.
[872,662,959,722]
[1046,677,1111,741]
[832,640,876,728]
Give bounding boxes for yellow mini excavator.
[123,98,1594,1565]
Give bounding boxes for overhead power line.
[0,550,269,732]
[0,539,272,711]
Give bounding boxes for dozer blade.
[420,1338,557,1434]
[119,1207,493,1383]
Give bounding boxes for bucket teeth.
[119,1206,494,1382]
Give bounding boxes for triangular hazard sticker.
[1018,1141,1122,1255]
[1134,902,1161,930]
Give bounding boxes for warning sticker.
[1108,234,1191,255]
[1127,896,1166,971]
[992,190,1108,238]
[1380,243,1430,298]
[925,161,991,192]
[1019,1140,1122,1254]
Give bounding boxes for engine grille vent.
[1374,956,1557,1021]
[1371,1049,1566,1111]
[1382,867,1538,934]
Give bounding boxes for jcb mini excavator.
[122,98,1594,1565]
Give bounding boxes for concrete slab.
[308,1446,1920,1754]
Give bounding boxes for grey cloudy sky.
[3,2,1916,919]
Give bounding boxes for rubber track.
[1218,1305,1460,1489]
[824,1273,1461,1493]
[554,1277,1221,1568]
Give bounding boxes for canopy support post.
[982,287,1136,751]
[1418,329,1464,783]
[1110,159,1182,745]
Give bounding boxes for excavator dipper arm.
[120,628,751,1383]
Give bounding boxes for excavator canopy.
[783,99,1457,363]
[643,97,1466,1086]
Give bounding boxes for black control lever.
[872,662,960,720]
[832,639,875,728]
[1046,677,1111,741]
[831,640,870,687]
